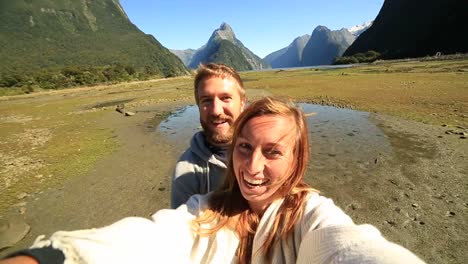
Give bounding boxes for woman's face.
[233,115,296,214]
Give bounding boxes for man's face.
[197,76,245,146]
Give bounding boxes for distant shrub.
[334,50,381,65]
[0,64,148,92]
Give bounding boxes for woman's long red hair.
[192,97,316,263]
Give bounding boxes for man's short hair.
[193,63,245,105]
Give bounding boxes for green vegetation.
[0,64,168,93]
[209,40,253,71]
[0,0,188,92]
[333,50,381,64]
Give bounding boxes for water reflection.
[158,103,391,180]
[158,105,201,146]
[158,104,391,150]
[300,104,391,179]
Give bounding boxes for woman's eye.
[237,142,251,152]
[265,149,282,158]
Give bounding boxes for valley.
[0,59,467,263]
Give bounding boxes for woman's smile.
[233,114,295,214]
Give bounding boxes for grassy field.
[242,59,467,127]
[0,77,194,214]
[0,59,467,215]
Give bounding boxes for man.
[0,64,246,263]
[171,63,246,208]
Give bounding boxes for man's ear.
[240,98,246,111]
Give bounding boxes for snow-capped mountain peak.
[348,20,373,36]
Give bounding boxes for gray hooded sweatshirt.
[171,131,227,208]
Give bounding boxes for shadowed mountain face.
[186,23,269,71]
[301,26,355,66]
[343,0,468,59]
[0,0,187,77]
[264,35,310,68]
[264,21,369,69]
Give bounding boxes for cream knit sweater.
[31,192,425,263]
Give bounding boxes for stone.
[115,104,125,113]
[125,111,135,116]
[17,192,28,200]
[445,211,456,217]
[0,217,30,250]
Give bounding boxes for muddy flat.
[0,60,467,263]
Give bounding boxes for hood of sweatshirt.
[190,131,227,168]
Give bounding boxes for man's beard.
[200,116,233,146]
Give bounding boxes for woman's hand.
[0,256,38,264]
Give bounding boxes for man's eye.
[200,98,212,104]
[221,96,232,102]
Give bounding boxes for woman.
[2,97,424,264]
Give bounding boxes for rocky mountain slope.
[264,35,310,68]
[264,22,372,68]
[173,23,269,71]
[301,26,356,66]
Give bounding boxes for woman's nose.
[246,149,265,174]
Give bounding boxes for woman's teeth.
[244,177,268,186]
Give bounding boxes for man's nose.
[211,98,224,116]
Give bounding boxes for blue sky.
[120,0,384,58]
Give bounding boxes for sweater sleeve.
[296,224,425,264]
[28,212,196,264]
[300,193,354,235]
[171,152,202,209]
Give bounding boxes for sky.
[119,0,385,58]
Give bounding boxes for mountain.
[263,35,310,68]
[347,21,373,36]
[264,20,370,69]
[0,0,187,87]
[343,0,468,59]
[301,26,356,66]
[187,23,269,71]
[170,49,196,66]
